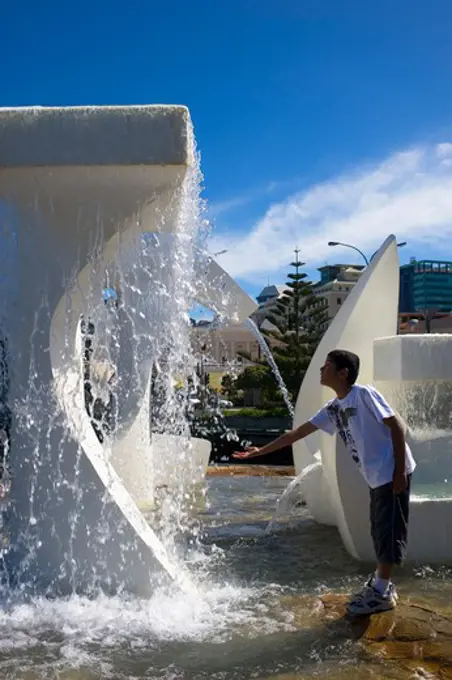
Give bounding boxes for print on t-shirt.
[309,384,417,489]
[326,404,360,467]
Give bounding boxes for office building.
[312,263,365,322]
[399,259,452,313]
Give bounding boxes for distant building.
[252,266,367,333]
[189,265,368,369]
[399,259,452,313]
[312,264,365,322]
[256,284,286,305]
[252,284,288,327]
[190,323,260,369]
[189,283,287,369]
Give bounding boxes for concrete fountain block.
[374,334,452,382]
[0,105,191,166]
[0,105,194,595]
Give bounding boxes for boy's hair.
[327,349,360,386]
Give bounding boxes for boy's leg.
[347,477,411,615]
[374,475,411,573]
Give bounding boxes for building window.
[337,297,342,305]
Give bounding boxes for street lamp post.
[369,241,406,262]
[327,241,369,266]
[327,240,407,266]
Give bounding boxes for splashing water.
[375,377,452,496]
[265,461,320,533]
[245,318,294,419]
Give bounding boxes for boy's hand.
[392,470,408,494]
[232,446,261,459]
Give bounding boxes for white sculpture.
[295,455,336,526]
[292,236,400,559]
[0,105,203,595]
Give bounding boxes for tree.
[220,373,239,403]
[260,248,328,397]
[234,365,272,391]
[234,365,282,406]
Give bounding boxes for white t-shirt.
[309,384,416,489]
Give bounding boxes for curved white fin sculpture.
[0,105,195,595]
[195,253,258,324]
[295,456,336,526]
[293,235,399,470]
[293,236,400,559]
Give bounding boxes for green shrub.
[223,406,289,418]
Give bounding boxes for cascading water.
[70,126,212,572]
[374,334,452,500]
[240,319,315,532]
[1,153,210,596]
[375,379,452,498]
[245,318,295,419]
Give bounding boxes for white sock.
[374,573,390,594]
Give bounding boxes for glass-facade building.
[399,259,452,313]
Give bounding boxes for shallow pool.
[0,475,450,679]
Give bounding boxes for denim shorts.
[369,475,411,565]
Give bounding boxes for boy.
[233,349,416,615]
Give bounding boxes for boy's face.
[320,357,347,388]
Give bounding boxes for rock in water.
[318,593,452,677]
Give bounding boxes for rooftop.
[317,263,366,272]
[256,284,288,302]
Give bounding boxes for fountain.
[81,233,257,511]
[290,234,452,564]
[6,107,452,680]
[0,104,260,596]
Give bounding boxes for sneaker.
[388,582,399,603]
[346,578,397,615]
[351,576,399,602]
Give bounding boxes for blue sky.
[3,0,452,301]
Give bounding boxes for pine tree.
[260,248,328,397]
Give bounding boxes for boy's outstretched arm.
[232,422,318,459]
[384,415,408,493]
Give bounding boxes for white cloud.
[436,142,452,158]
[207,194,254,218]
[207,178,302,219]
[209,144,452,282]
